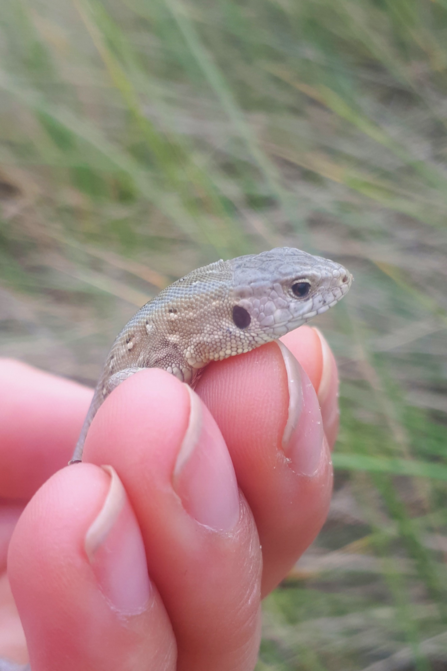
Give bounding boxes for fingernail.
[173,386,239,531]
[85,466,151,615]
[312,327,340,448]
[277,341,324,476]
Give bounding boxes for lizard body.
[71,247,352,463]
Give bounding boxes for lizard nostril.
[342,274,349,284]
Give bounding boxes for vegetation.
[1,0,446,669]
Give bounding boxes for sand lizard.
[71,247,352,463]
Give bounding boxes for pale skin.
[0,325,340,671]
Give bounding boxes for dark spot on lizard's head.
[126,335,133,344]
[233,305,251,329]
[291,280,311,298]
[342,274,349,284]
[168,308,177,314]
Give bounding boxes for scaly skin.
[71,247,352,463]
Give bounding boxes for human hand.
[0,325,340,671]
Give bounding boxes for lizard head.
[182,247,352,371]
[229,247,353,344]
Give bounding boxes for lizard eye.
[233,305,251,329]
[292,281,311,298]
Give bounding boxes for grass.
[1,0,447,669]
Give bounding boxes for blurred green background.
[1,0,447,669]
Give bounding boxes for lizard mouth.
[315,269,353,315]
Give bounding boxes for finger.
[83,370,262,671]
[196,336,334,595]
[0,360,92,499]
[280,326,340,447]
[8,464,176,671]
